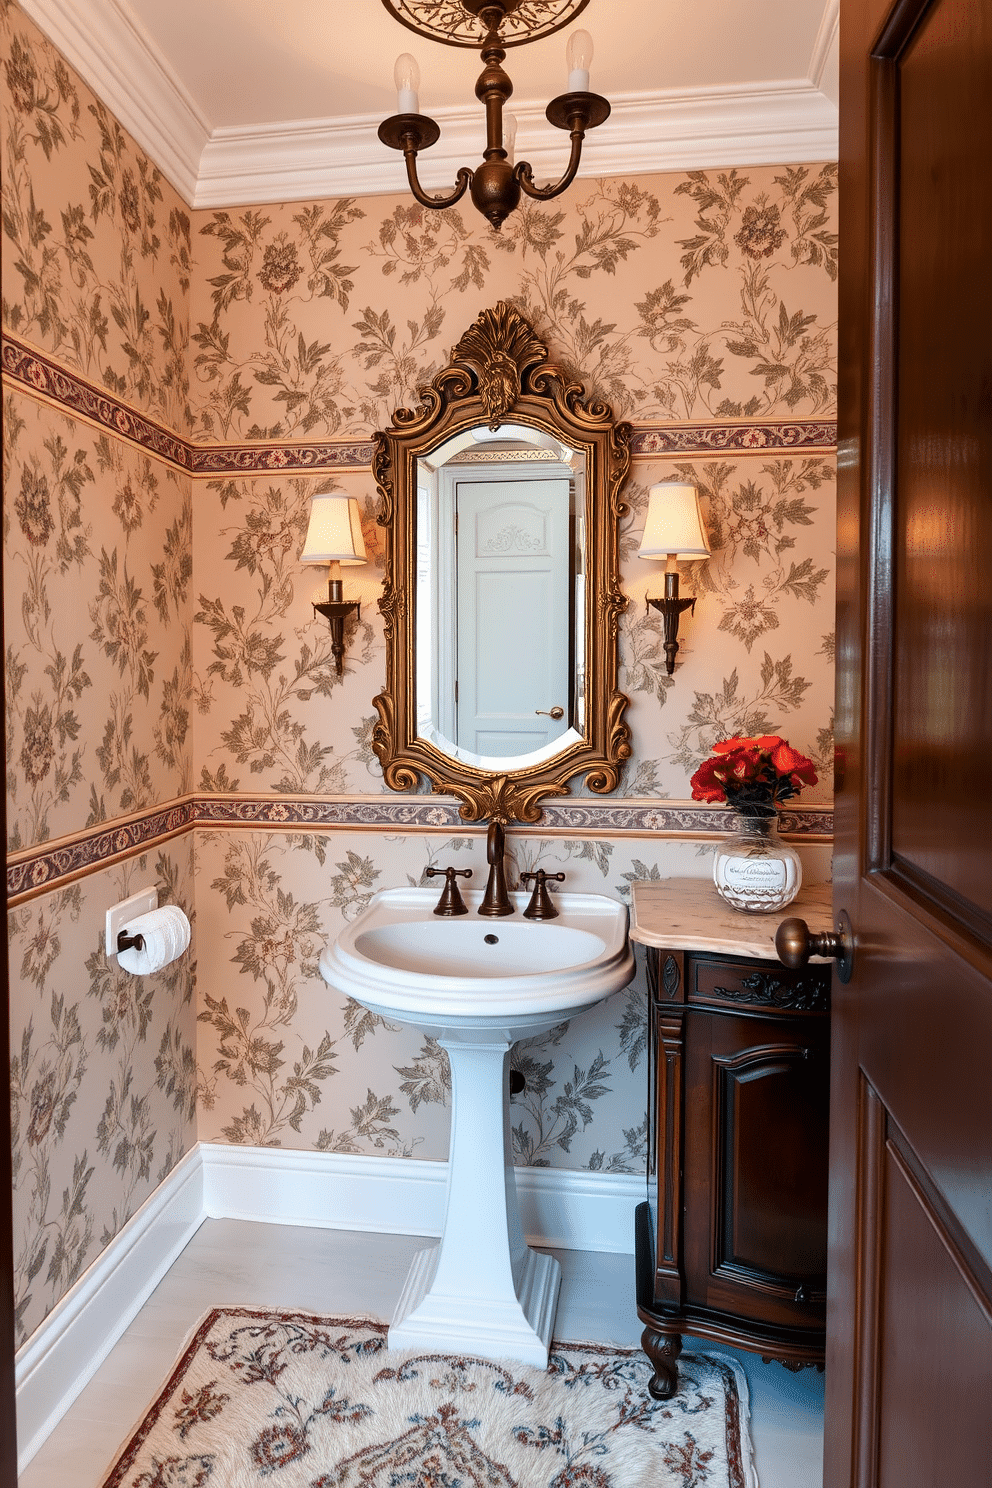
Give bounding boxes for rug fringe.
[701,1351,760,1488]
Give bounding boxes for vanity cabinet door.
[682,1006,829,1332]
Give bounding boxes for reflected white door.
[455,476,572,756]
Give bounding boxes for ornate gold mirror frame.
[372,301,632,824]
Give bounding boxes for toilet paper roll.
[117,904,191,976]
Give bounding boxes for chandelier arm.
[402,143,474,210]
[515,124,585,202]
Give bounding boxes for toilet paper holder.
[111,899,192,976]
[105,885,159,958]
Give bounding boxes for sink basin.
[322,886,633,1041]
[356,919,605,976]
[319,885,634,1366]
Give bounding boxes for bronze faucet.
[520,869,565,919]
[424,866,472,916]
[478,820,513,917]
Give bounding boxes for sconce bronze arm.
[313,580,361,676]
[647,571,697,676]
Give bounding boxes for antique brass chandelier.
[377,0,610,230]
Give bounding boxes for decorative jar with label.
[712,808,802,914]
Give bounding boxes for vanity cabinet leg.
[641,1325,682,1399]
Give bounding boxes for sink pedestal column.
[388,1036,561,1366]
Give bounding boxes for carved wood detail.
[655,1007,685,1291]
[640,1326,682,1401]
[661,953,682,1001]
[710,969,830,1012]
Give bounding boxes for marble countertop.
[630,877,834,961]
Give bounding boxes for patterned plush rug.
[99,1307,756,1488]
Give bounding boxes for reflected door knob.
[776,910,854,983]
[535,706,564,719]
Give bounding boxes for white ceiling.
[20,0,839,207]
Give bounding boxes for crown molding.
[20,0,838,209]
[808,0,840,92]
[19,0,211,203]
[196,81,838,209]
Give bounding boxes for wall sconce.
[638,482,710,676]
[301,493,367,675]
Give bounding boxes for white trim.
[193,82,838,208]
[199,1142,641,1255]
[14,1145,204,1475]
[17,0,838,206]
[14,1142,640,1468]
[808,0,840,92]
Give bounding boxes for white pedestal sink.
[320,886,634,1366]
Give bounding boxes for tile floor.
[19,1219,825,1486]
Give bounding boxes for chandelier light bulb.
[394,52,421,114]
[502,110,518,164]
[565,29,594,92]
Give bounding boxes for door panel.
[853,1080,992,1486]
[832,0,992,1483]
[684,1010,828,1330]
[890,0,992,921]
[455,477,572,755]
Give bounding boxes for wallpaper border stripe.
[7,801,195,903]
[2,333,838,473]
[7,795,834,904]
[2,336,194,470]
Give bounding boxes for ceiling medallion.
[378,0,610,230]
[381,0,591,49]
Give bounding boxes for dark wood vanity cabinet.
[636,944,830,1398]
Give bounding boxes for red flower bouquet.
[690,735,818,815]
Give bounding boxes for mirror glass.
[414,423,586,768]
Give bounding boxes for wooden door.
[830,1,992,1483]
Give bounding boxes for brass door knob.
[776,910,853,983]
[535,706,565,719]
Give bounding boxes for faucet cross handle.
[425,866,472,916]
[520,870,565,920]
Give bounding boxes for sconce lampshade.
[638,483,710,560]
[301,494,367,565]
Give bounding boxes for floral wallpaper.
[190,452,836,804]
[0,0,191,437]
[189,170,836,440]
[7,843,196,1345]
[2,0,837,1347]
[4,392,194,853]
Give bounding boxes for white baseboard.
[14,1145,204,1475]
[199,1143,641,1255]
[15,1143,640,1470]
